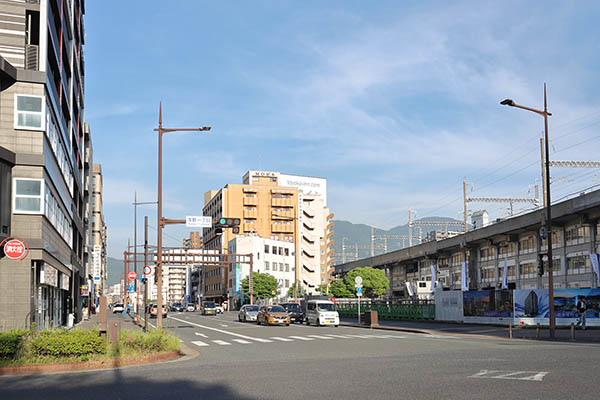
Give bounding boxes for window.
[264,245,269,254]
[265,261,270,271]
[285,263,290,272]
[285,279,289,288]
[272,246,276,254]
[285,248,289,256]
[14,94,44,129]
[280,263,284,272]
[14,178,44,213]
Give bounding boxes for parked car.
[201,301,217,315]
[257,305,290,326]
[186,303,196,312]
[305,300,339,327]
[149,303,168,318]
[280,302,303,323]
[238,305,259,322]
[112,303,125,313]
[170,302,184,312]
[216,305,224,314]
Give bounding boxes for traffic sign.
[143,265,152,276]
[354,276,363,285]
[128,271,137,280]
[1,237,29,261]
[186,216,212,228]
[356,287,362,294]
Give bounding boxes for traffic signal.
[215,217,241,234]
[537,254,545,276]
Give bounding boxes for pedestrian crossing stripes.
[190,333,407,348]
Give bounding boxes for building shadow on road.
[0,373,258,400]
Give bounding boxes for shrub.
[31,329,106,357]
[0,330,29,359]
[118,329,179,353]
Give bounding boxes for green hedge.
[0,330,29,359]
[118,329,179,353]
[30,329,106,357]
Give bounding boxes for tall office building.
[0,0,88,330]
[202,170,334,302]
[91,163,106,299]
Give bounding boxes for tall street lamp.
[155,103,211,329]
[501,83,555,338]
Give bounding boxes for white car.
[305,300,339,326]
[186,303,196,312]
[112,303,125,313]
[216,305,224,314]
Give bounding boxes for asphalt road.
[2,311,599,400]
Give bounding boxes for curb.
[0,350,182,376]
[340,321,431,335]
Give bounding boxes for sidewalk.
[75,310,143,331]
[340,317,600,343]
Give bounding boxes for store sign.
[80,285,89,296]
[1,237,29,261]
[40,264,58,287]
[279,174,327,205]
[60,273,70,291]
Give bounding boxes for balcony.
[25,44,38,70]
[243,197,257,206]
[243,209,257,219]
[272,223,293,233]
[271,198,293,208]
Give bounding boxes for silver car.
[238,305,259,322]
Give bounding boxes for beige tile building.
[202,170,334,302]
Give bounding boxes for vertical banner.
[430,265,437,290]
[590,253,600,284]
[461,261,468,291]
[501,257,508,289]
[235,263,241,295]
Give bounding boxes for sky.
[84,1,600,258]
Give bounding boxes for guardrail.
[335,298,435,321]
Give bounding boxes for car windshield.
[317,303,336,311]
[267,306,286,313]
[285,304,300,311]
[173,303,182,307]
[114,304,123,307]
[245,306,259,312]
[204,302,216,308]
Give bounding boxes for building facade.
[228,234,295,306]
[90,163,106,299]
[202,170,334,302]
[0,0,88,331]
[335,189,600,295]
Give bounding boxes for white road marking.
[191,340,209,347]
[232,339,252,344]
[195,332,208,338]
[169,316,271,343]
[212,340,231,346]
[307,335,333,340]
[469,370,548,381]
[289,336,314,341]
[324,334,353,339]
[221,324,229,327]
[346,334,374,338]
[270,337,294,342]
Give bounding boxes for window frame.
[13,178,45,214]
[14,94,45,130]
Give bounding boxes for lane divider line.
[212,340,231,346]
[191,340,209,347]
[307,335,334,340]
[288,336,314,341]
[270,337,294,342]
[169,315,270,343]
[195,332,208,338]
[232,339,252,344]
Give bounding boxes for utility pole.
[144,215,149,332]
[249,253,254,305]
[122,250,127,304]
[540,137,547,208]
[408,209,413,246]
[370,227,374,257]
[463,180,468,232]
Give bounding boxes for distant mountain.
[106,256,123,287]
[332,217,463,264]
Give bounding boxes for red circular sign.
[128,271,137,280]
[143,265,152,276]
[2,237,28,261]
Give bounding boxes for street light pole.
[501,83,555,338]
[155,103,211,329]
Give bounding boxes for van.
[305,300,339,327]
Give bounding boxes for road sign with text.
[186,216,212,228]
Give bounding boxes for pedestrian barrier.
[335,299,435,321]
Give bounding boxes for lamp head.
[500,99,515,106]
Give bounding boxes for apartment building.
[90,163,106,298]
[0,0,88,331]
[202,170,334,302]
[335,189,600,295]
[228,234,295,306]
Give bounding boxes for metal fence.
[335,298,435,320]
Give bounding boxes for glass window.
[280,263,284,272]
[264,245,269,254]
[285,248,289,256]
[272,246,277,254]
[265,261,270,271]
[14,178,44,213]
[15,95,44,129]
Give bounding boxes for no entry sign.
[128,271,137,280]
[1,237,29,261]
[143,265,152,276]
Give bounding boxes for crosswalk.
[189,333,407,348]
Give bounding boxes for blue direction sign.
[356,287,362,294]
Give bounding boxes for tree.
[287,285,304,298]
[241,272,278,299]
[329,279,354,298]
[329,267,389,298]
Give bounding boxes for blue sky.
[85,1,600,258]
